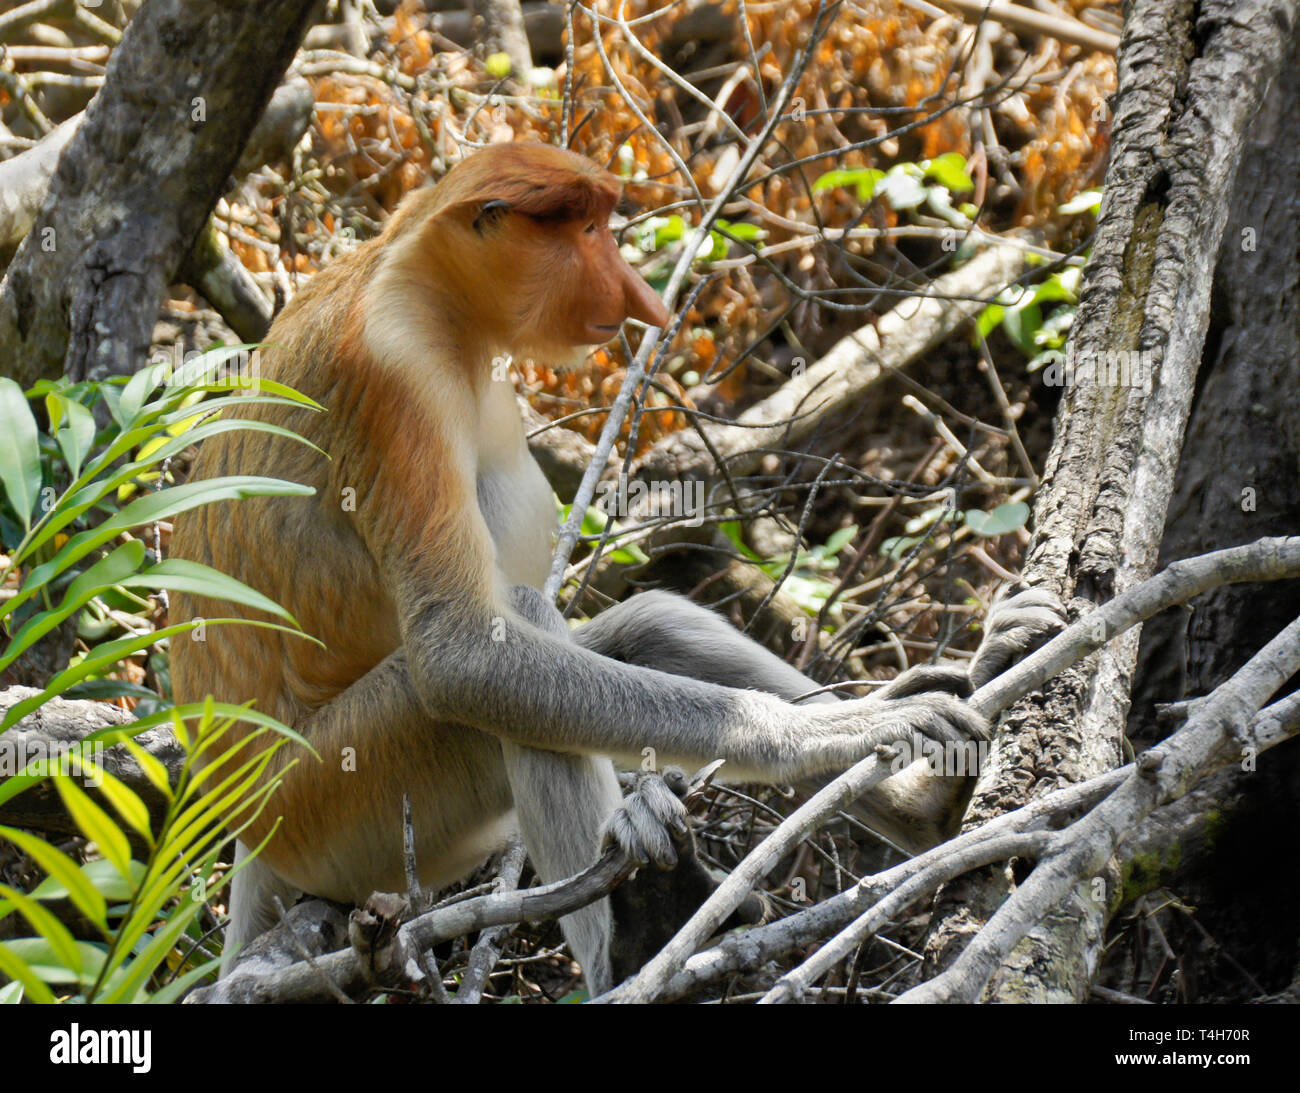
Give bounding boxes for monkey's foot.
[600,769,691,869]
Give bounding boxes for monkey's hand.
[967,585,1066,689]
[801,586,1065,774]
[600,770,692,870]
[791,689,990,780]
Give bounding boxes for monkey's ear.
[472,199,513,235]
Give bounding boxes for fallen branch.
[185,848,635,1003]
[634,241,1030,486]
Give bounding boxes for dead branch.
[185,848,635,1003]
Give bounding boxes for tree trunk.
[1117,29,1300,998]
[0,0,319,388]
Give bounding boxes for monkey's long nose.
[621,262,670,329]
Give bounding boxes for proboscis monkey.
[170,142,1062,993]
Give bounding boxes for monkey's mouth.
[585,323,622,342]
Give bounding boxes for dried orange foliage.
[218,0,1114,453]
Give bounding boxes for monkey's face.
[463,208,670,371]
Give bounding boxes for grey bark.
[0,0,319,388]
[0,686,182,845]
[1119,29,1300,996]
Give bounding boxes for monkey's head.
[409,143,670,369]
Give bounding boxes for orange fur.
[170,144,668,892]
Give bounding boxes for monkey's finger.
[969,589,1067,688]
[633,772,691,832]
[601,807,656,867]
[626,777,690,865]
[876,665,972,701]
[660,765,691,798]
[607,800,679,870]
[902,694,991,744]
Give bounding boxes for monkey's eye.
[584,221,598,234]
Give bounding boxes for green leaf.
[0,539,147,675]
[976,303,1005,341]
[903,506,955,535]
[0,943,58,1002]
[963,501,1030,537]
[64,679,163,704]
[118,738,174,799]
[0,980,23,1003]
[718,519,762,562]
[121,558,298,625]
[117,362,170,427]
[822,525,858,556]
[0,884,82,974]
[0,827,106,927]
[157,390,323,426]
[3,476,314,623]
[52,396,97,480]
[147,952,223,1004]
[923,153,975,193]
[0,377,42,532]
[31,859,144,904]
[1002,301,1043,355]
[652,215,685,248]
[880,535,922,561]
[1058,188,1103,215]
[812,167,884,203]
[142,416,325,468]
[714,218,766,243]
[0,619,310,732]
[0,938,105,990]
[61,757,152,843]
[53,778,132,876]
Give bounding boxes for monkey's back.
[169,238,405,813]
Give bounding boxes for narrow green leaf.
[923,152,975,193]
[55,778,131,875]
[54,397,97,479]
[0,944,58,1003]
[3,477,314,622]
[0,884,82,973]
[143,416,325,467]
[64,758,153,843]
[0,540,147,674]
[119,738,174,799]
[0,377,42,531]
[0,619,299,731]
[0,827,106,927]
[121,558,298,624]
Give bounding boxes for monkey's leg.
[500,743,621,993]
[504,587,695,995]
[221,838,303,976]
